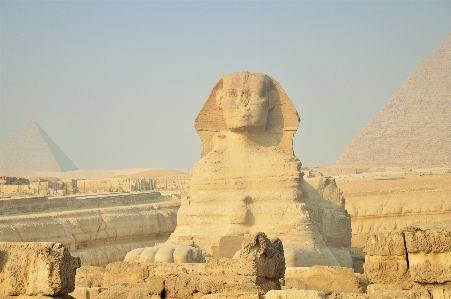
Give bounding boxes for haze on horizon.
[1,1,451,170]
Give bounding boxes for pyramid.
[335,33,451,167]
[0,121,78,172]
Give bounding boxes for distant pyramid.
[0,121,78,172]
[335,33,451,167]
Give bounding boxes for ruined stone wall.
[0,191,163,215]
[364,228,451,287]
[0,193,180,266]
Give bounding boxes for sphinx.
[128,71,352,267]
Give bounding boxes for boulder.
[0,242,80,296]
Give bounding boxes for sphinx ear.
[216,89,224,108]
[268,89,279,109]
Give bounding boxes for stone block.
[101,262,150,287]
[405,227,451,283]
[69,287,101,299]
[0,242,80,296]
[263,289,326,299]
[164,274,262,299]
[284,266,363,295]
[201,292,260,299]
[95,282,162,299]
[238,233,285,279]
[75,266,105,288]
[363,231,409,284]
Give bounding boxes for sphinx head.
[216,71,279,133]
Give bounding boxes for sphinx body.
[167,71,352,267]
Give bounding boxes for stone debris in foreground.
[0,242,80,296]
[284,266,363,295]
[74,232,285,298]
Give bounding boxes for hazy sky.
[1,1,451,170]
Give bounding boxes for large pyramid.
[0,121,78,172]
[335,33,451,167]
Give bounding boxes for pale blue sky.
[1,0,451,169]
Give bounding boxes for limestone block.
[363,231,409,284]
[75,266,105,288]
[101,261,150,287]
[364,230,406,256]
[95,283,163,299]
[237,233,285,279]
[164,274,262,299]
[328,294,369,299]
[263,289,326,299]
[429,289,451,299]
[284,266,363,295]
[0,242,80,296]
[329,291,436,299]
[200,292,260,299]
[0,296,75,299]
[147,262,207,276]
[124,244,204,264]
[69,287,101,299]
[404,228,451,283]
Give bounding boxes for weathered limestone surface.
[337,173,451,250]
[335,33,451,167]
[364,231,409,284]
[364,228,451,291]
[0,191,163,216]
[0,195,179,266]
[404,227,451,283]
[96,281,164,299]
[346,193,451,250]
[0,242,80,296]
[77,233,284,298]
[166,71,352,267]
[201,292,260,299]
[284,266,363,295]
[264,290,326,299]
[0,296,75,299]
[70,286,101,299]
[328,290,434,299]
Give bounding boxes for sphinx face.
[218,72,276,132]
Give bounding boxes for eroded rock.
[0,242,80,296]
